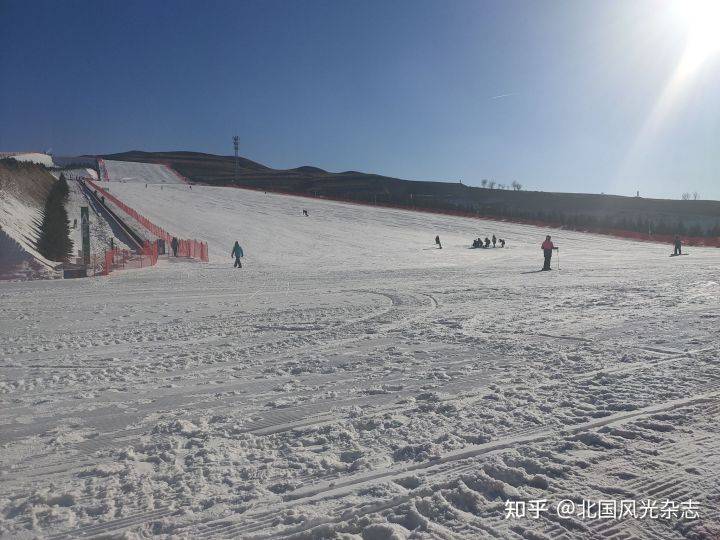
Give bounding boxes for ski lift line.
[82,182,144,248]
[79,180,145,252]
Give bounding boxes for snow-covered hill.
[1,185,718,538]
[104,159,185,184]
[0,161,58,279]
[0,152,54,167]
[109,182,694,270]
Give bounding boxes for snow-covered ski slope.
[110,182,715,271]
[1,184,719,539]
[104,159,185,184]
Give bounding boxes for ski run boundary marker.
[85,179,209,275]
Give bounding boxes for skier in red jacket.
[541,235,558,271]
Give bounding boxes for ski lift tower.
[233,135,240,184]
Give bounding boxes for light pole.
[233,136,239,184]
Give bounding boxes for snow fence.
[97,158,110,182]
[102,241,159,276]
[85,179,209,276]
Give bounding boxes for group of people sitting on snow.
[472,234,505,249]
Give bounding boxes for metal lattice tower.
[233,136,239,184]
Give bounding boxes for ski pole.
[556,248,560,270]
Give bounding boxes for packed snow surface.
[1,184,719,539]
[103,160,185,184]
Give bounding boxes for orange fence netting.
[85,179,209,276]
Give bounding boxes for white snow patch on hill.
[104,160,184,184]
[0,152,54,167]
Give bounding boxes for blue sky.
[1,0,718,199]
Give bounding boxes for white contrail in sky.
[490,92,519,100]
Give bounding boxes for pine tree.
[37,174,73,261]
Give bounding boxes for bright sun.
[673,0,720,75]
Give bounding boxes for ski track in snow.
[1,184,719,539]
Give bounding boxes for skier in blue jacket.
[231,241,244,268]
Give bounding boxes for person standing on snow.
[492,234,497,247]
[232,241,244,268]
[435,235,442,249]
[673,235,682,256]
[541,235,558,271]
[171,237,179,257]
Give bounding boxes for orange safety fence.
[97,158,110,182]
[86,180,210,276]
[175,238,209,260]
[101,241,160,276]
[87,179,174,243]
[87,178,209,261]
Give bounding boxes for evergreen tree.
[37,174,73,261]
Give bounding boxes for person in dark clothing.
[303,209,309,217]
[484,237,491,248]
[500,239,506,248]
[492,235,497,247]
[541,235,557,270]
[435,235,442,249]
[472,239,479,248]
[231,241,244,268]
[673,235,682,255]
[171,237,179,257]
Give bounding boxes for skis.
[669,253,689,257]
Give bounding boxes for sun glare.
[673,0,720,76]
